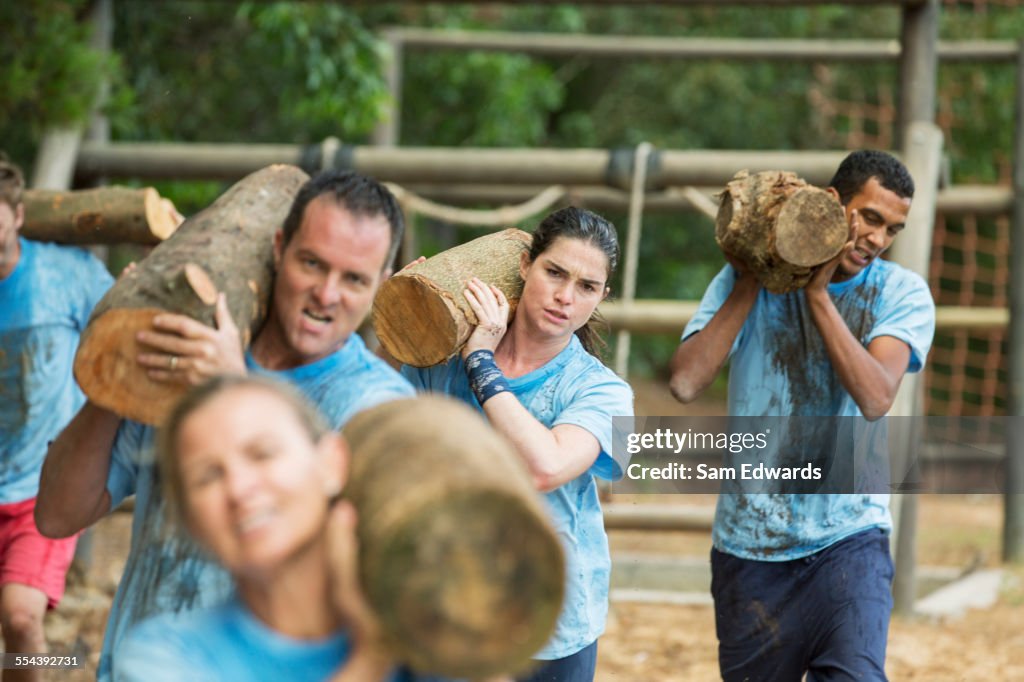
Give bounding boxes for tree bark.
[715,170,849,293]
[342,396,564,679]
[22,186,183,245]
[372,228,532,367]
[73,165,309,425]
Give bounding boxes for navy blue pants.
[711,528,893,682]
[517,640,598,682]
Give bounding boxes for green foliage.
[112,2,386,143]
[0,0,125,168]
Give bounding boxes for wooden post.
[897,0,939,146]
[889,122,943,616]
[1003,40,1024,563]
[372,29,403,147]
[891,0,941,617]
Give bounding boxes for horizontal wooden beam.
[599,300,1009,335]
[406,183,1014,216]
[76,142,854,187]
[386,28,1016,63]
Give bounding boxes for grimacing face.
[516,236,610,343]
[831,176,912,282]
[175,387,344,578]
[265,196,392,369]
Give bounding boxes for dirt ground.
[38,378,1024,681]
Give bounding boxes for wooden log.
[22,186,183,245]
[73,165,309,425]
[715,169,849,293]
[373,228,532,367]
[342,396,564,678]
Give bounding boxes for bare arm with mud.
[669,264,761,404]
[804,247,911,420]
[35,401,120,538]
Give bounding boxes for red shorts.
[0,497,77,609]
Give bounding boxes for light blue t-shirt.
[0,238,112,504]
[116,596,350,682]
[682,260,935,561]
[402,335,634,660]
[100,333,414,681]
[117,596,422,682]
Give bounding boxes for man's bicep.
[867,335,913,384]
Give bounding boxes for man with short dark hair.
[0,158,113,682]
[36,169,414,681]
[669,150,935,681]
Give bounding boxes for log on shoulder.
[343,396,563,679]
[73,165,309,425]
[23,186,184,245]
[373,228,532,367]
[715,170,848,293]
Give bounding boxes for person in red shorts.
[0,157,112,680]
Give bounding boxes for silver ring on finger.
[169,355,179,371]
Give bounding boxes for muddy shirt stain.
[0,238,112,504]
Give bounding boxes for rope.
[320,136,341,171]
[615,142,654,378]
[386,183,566,227]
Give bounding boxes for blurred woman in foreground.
[116,374,399,682]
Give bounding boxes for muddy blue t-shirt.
[100,333,414,681]
[0,238,112,504]
[402,334,634,659]
[683,260,935,561]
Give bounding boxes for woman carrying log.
[114,375,408,682]
[402,207,634,682]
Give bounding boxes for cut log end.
[373,276,466,367]
[144,189,184,241]
[372,488,564,678]
[73,308,188,425]
[774,188,849,267]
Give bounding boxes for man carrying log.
[35,170,414,681]
[669,150,936,681]
[0,158,113,682]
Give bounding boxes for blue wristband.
[465,349,511,405]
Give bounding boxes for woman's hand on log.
[136,293,246,384]
[807,209,859,295]
[462,277,510,357]
[326,500,393,680]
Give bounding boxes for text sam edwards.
[626,462,822,480]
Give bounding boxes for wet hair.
[280,169,404,269]
[0,159,25,210]
[828,150,915,206]
[527,206,620,359]
[158,374,329,529]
